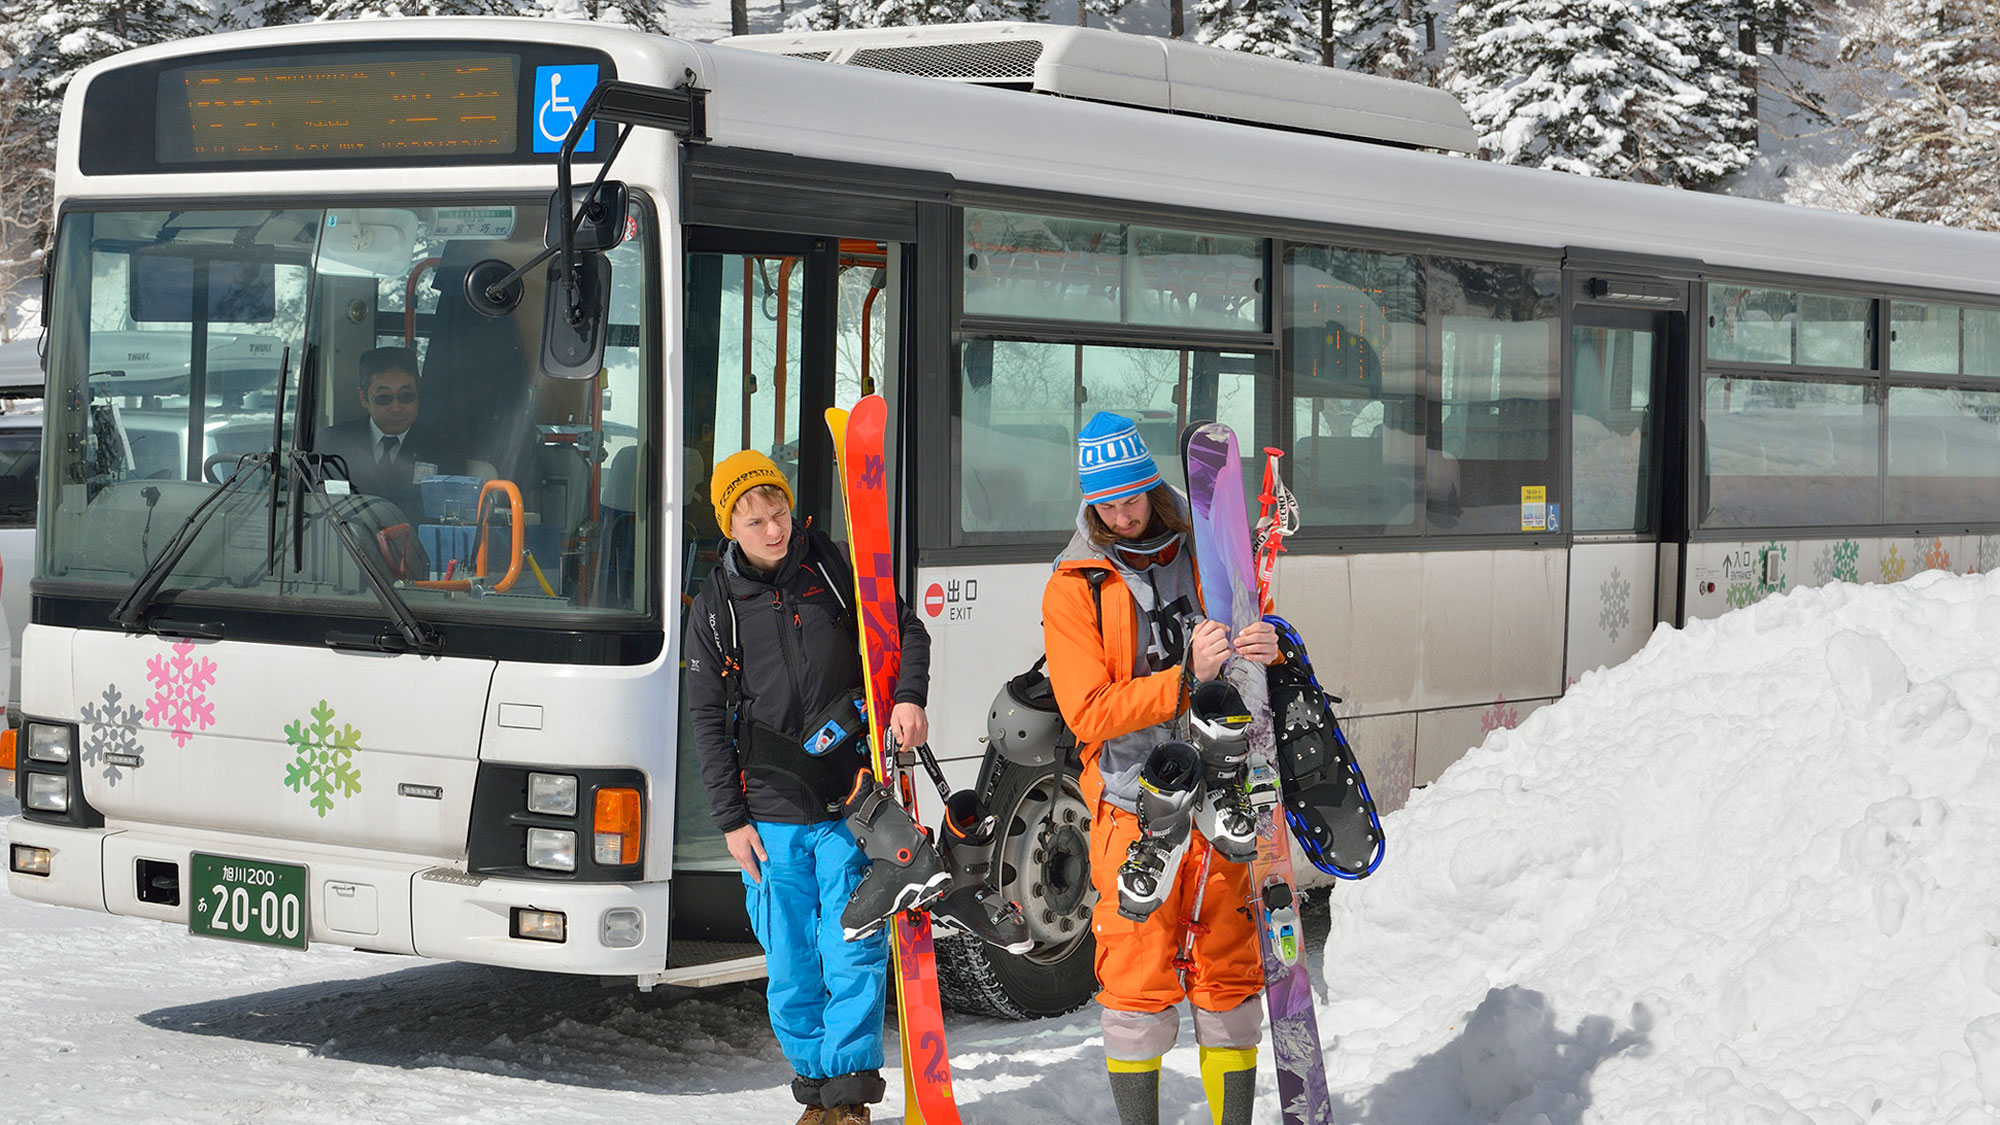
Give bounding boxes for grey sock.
[1217,1065,1255,1125]
[1108,1065,1161,1125]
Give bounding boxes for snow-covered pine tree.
[0,0,217,287]
[1194,0,1318,63]
[1832,0,2000,229]
[1324,0,1432,80]
[1,0,213,131]
[1442,0,1755,186]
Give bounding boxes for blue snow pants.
[743,818,889,1083]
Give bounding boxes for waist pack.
[739,687,870,804]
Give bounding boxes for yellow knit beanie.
[711,449,795,531]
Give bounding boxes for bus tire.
[934,757,1097,1020]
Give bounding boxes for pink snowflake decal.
[145,642,218,748]
[1481,694,1520,735]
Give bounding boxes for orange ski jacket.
[1040,555,1202,810]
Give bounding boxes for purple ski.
[1182,421,1332,1125]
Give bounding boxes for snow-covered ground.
[8,570,2000,1122]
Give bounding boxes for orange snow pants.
[1089,795,1264,1015]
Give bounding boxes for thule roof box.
[717,22,1475,154]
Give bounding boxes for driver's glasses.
[372,391,419,405]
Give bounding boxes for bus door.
[674,229,903,940]
[1564,269,1687,682]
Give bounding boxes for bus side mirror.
[540,252,611,380]
[546,182,628,253]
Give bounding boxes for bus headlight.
[25,773,70,813]
[11,845,51,876]
[513,908,567,942]
[25,723,74,764]
[525,828,576,872]
[527,772,578,816]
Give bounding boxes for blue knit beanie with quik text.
[1076,411,1162,505]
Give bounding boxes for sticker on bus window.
[534,65,598,154]
[431,208,518,240]
[1521,486,1548,532]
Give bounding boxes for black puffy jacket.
[683,524,931,831]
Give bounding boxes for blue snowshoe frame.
[1265,613,1387,879]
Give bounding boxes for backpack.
[973,568,1108,801]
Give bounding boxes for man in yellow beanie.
[683,449,935,1125]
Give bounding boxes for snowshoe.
[1187,680,1261,863]
[929,790,1033,954]
[840,774,952,941]
[1117,740,1203,921]
[1267,614,1385,878]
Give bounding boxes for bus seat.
[596,444,640,607]
[423,242,533,483]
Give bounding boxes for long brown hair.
[1084,483,1191,549]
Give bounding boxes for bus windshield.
[41,200,654,632]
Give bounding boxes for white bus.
[12,18,2000,1021]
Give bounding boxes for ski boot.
[1188,681,1261,863]
[841,773,952,942]
[1117,741,1203,921]
[929,790,1034,954]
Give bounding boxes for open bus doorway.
[673,233,901,949]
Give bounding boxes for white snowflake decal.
[1598,567,1632,644]
[79,683,145,785]
[145,641,217,748]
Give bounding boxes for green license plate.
[189,853,309,949]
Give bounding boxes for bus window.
[956,340,1268,541]
[1283,246,1424,535]
[1434,259,1561,534]
[964,208,1269,332]
[1709,285,1873,370]
[1886,386,2000,523]
[1702,377,1878,527]
[1571,322,1659,534]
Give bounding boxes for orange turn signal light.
[593,787,642,866]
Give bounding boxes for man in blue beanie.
[1043,411,1279,1125]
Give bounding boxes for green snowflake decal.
[282,700,363,817]
[1725,580,1757,609]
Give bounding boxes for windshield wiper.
[285,448,442,655]
[114,345,295,634]
[275,343,439,654]
[110,452,274,632]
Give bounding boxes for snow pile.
[1321,569,2000,1123]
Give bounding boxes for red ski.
[826,397,963,1125]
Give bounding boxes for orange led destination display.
[174,56,519,161]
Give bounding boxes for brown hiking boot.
[792,1108,829,1125]
[826,1106,871,1125]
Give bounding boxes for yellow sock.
[1199,1045,1258,1125]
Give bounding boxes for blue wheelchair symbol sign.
[534,65,598,154]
